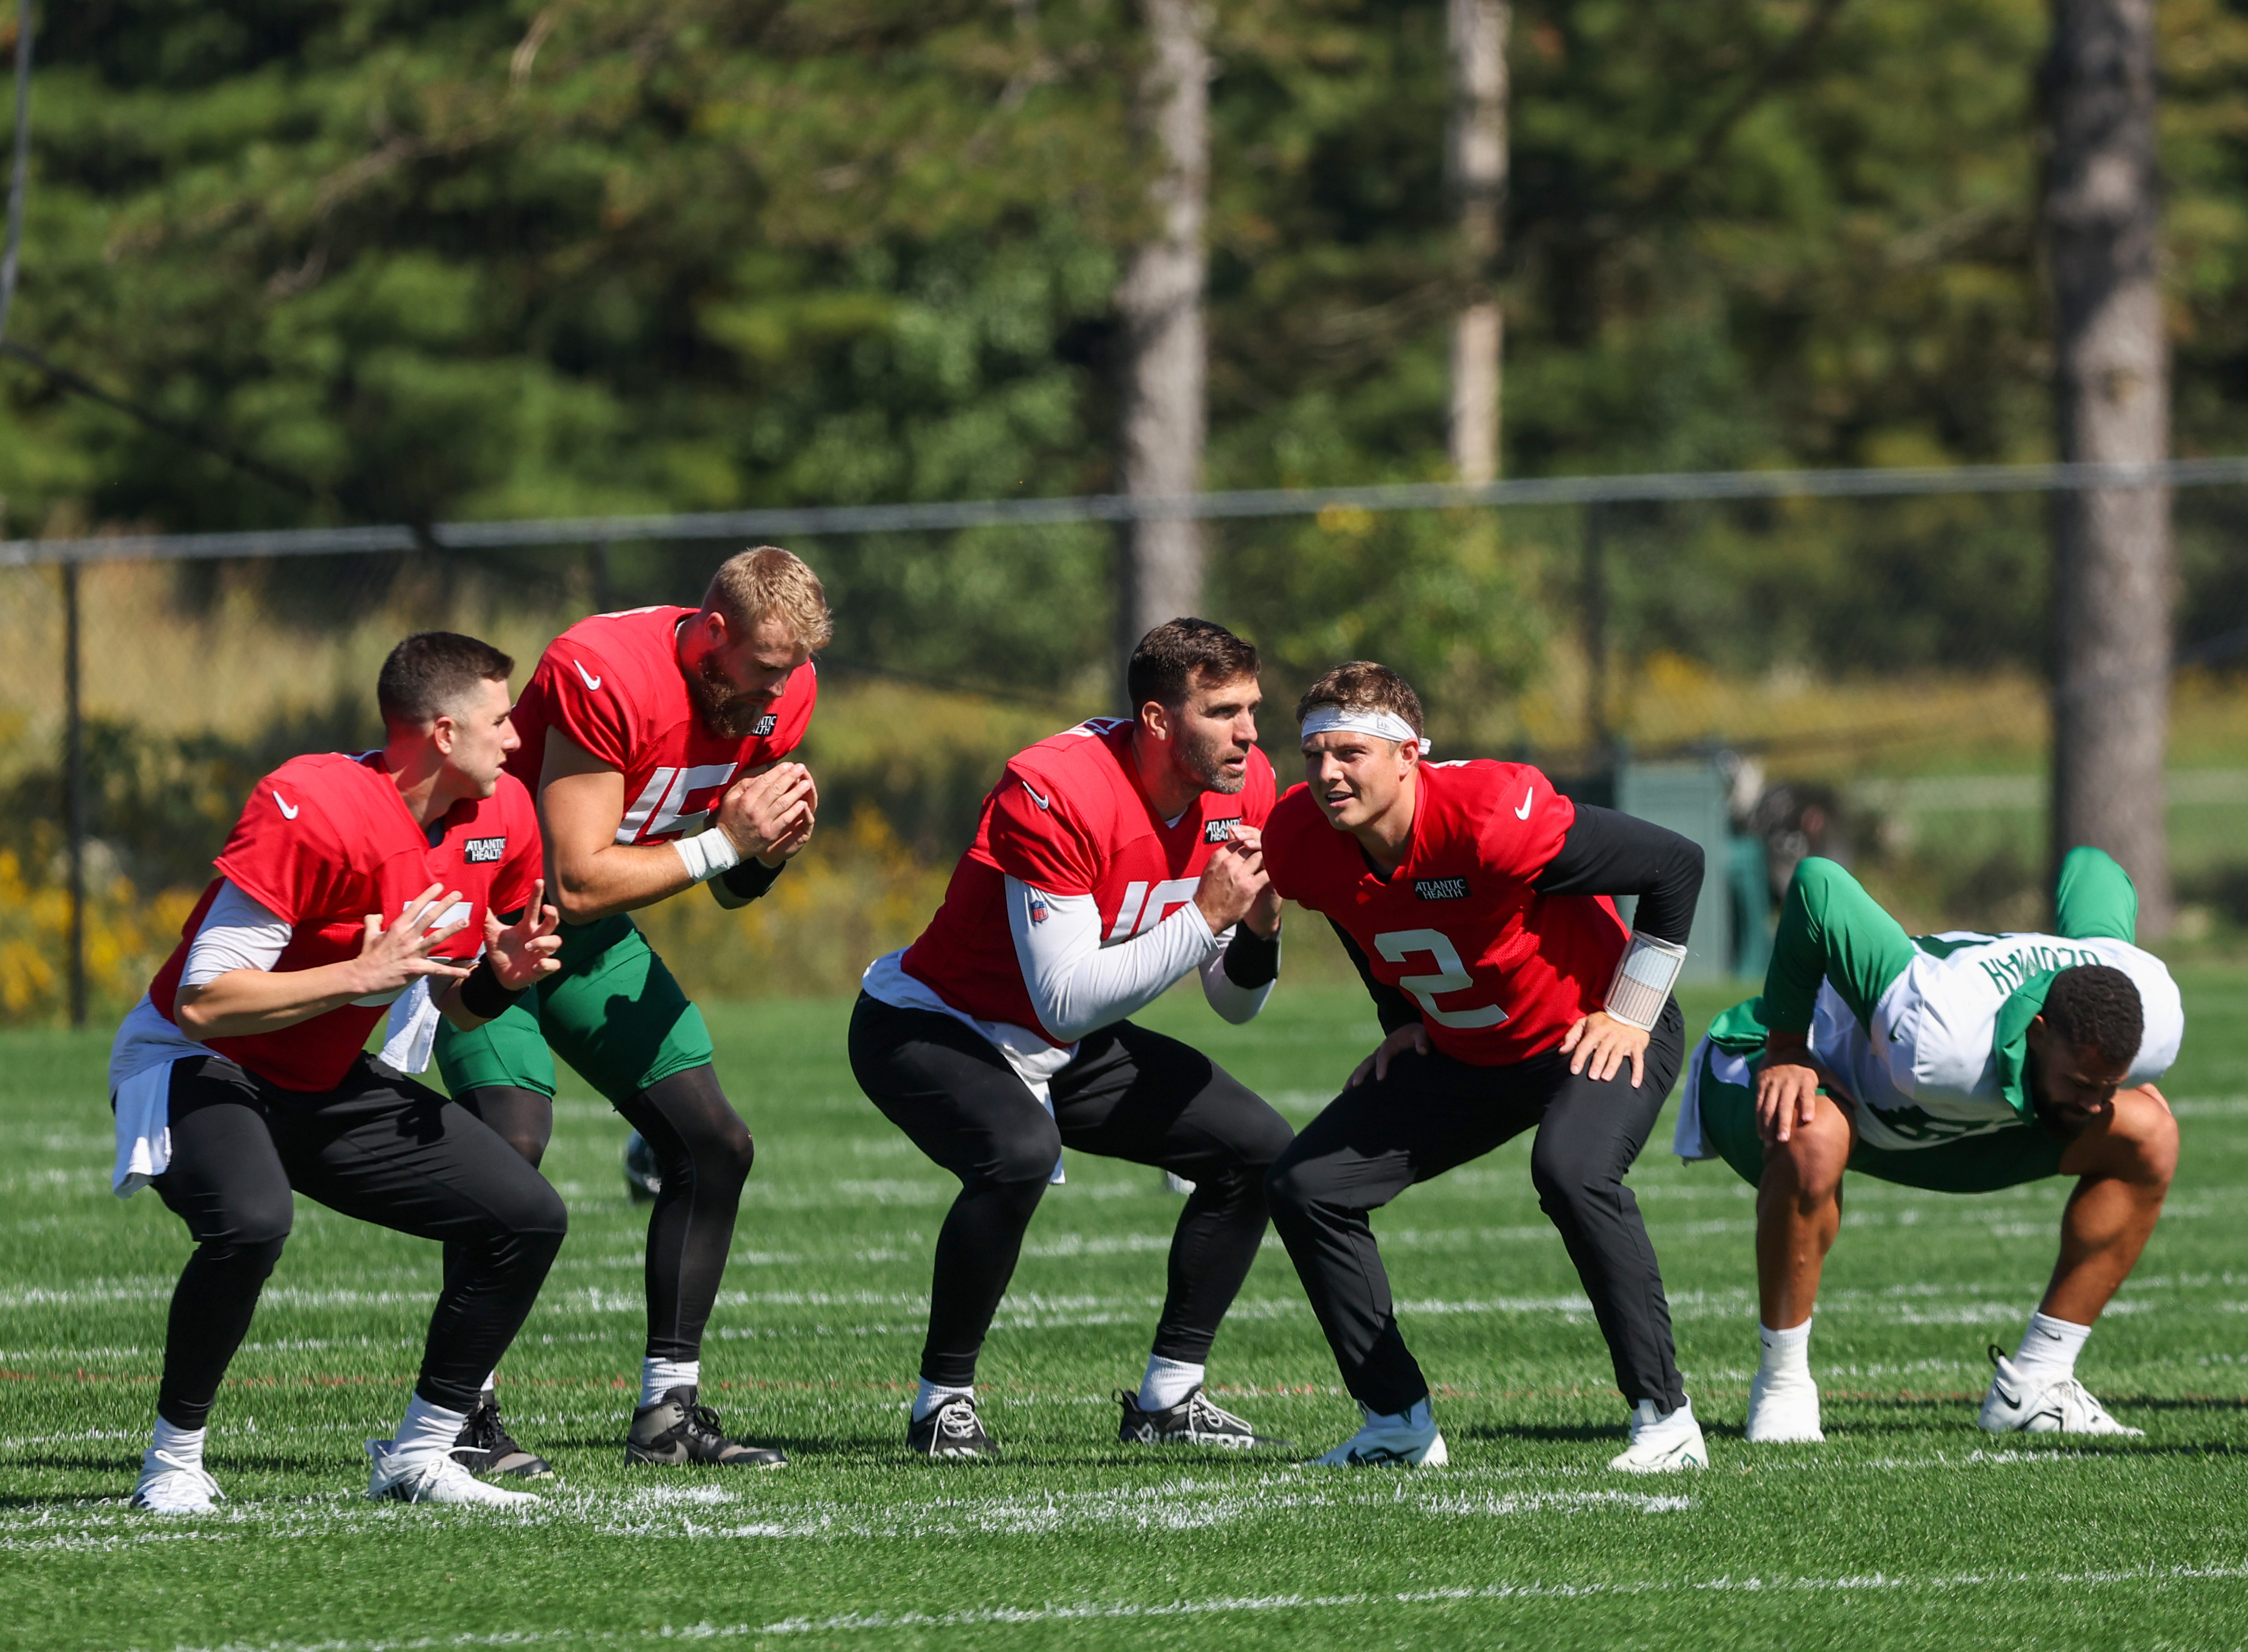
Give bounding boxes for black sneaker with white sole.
[625,1386,788,1467]
[907,1392,1000,1460]
[451,1392,554,1479]
[1118,1384,1287,1449]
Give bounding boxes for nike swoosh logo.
[272,791,300,820]
[1515,786,1534,820]
[1993,1382,2020,1407]
[1021,781,1051,810]
[572,660,602,691]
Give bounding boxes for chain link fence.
[4,465,2245,1025]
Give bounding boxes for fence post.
[62,556,86,1028]
[1582,501,1609,759]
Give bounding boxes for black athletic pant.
[849,994,1296,1388]
[150,1053,568,1431]
[447,1065,750,1365]
[1264,996,1688,1418]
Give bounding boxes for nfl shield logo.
[1027,891,1050,925]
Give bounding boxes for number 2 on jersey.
[1373,928,1508,1029]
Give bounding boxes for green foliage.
[7,0,2248,693]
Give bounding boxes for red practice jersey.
[147,753,544,1093]
[901,718,1278,1041]
[506,605,818,844]
[1262,759,1627,1066]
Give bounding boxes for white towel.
[1672,1039,1749,1162]
[111,1060,176,1197]
[374,977,444,1076]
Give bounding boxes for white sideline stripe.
[139,1561,2248,1650]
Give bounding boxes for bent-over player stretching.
[1678,849,2180,1442]
[851,619,1296,1458]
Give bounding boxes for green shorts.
[432,914,715,1107]
[1687,1036,2070,1195]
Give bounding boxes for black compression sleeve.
[458,957,527,1020]
[717,856,786,904]
[1532,804,1705,945]
[1222,925,1281,988]
[1328,919,1424,1034]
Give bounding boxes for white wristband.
[1604,932,1687,1029]
[673,827,744,885]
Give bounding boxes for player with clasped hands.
[426,547,830,1475]
[851,619,1296,1458]
[110,632,569,1514]
[1259,660,1710,1472]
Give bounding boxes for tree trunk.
[1447,0,1508,486]
[1116,0,1210,657]
[2044,0,2173,936]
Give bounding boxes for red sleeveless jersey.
[1262,759,1627,1066]
[506,605,818,844]
[900,718,1277,1040]
[146,753,543,1093]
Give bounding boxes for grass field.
[6,976,2248,1650]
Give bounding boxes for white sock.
[389,1393,469,1466]
[1365,1397,1435,1432]
[1758,1318,1813,1381]
[481,1370,500,1397]
[913,1378,974,1422]
[2011,1312,2091,1386]
[1630,1396,1696,1440]
[1139,1355,1205,1412]
[150,1417,205,1469]
[641,1357,700,1407]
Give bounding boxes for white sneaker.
[365,1439,543,1505]
[1745,1367,1825,1444]
[1978,1350,2143,1438]
[130,1448,223,1513]
[1609,1397,1709,1472]
[1307,1399,1449,1467]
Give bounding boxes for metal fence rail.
[4,456,2244,566]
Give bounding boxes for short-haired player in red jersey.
[108,633,568,1514]
[1260,661,1711,1472]
[852,619,1296,1458]
[428,547,828,1472]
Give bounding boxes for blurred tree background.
[7,0,2248,1016]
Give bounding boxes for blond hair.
[702,546,834,651]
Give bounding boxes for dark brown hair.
[2042,964,2145,1070]
[377,631,515,731]
[1294,660,1426,737]
[1127,618,1261,711]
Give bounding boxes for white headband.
[1299,704,1432,755]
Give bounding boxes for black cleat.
[1118,1384,1287,1449]
[907,1392,1001,1460]
[451,1392,555,1479]
[624,1131,663,1203]
[625,1385,787,1468]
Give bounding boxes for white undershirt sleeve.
[182,881,293,988]
[1005,876,1226,1043]
[1198,927,1278,1025]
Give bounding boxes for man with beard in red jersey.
[428,548,826,1472]
[1261,661,1710,1472]
[110,632,566,1513]
[851,620,1296,1458]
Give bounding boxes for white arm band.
[182,881,293,988]
[1006,877,1225,1043]
[673,827,744,884]
[1199,928,1278,1025]
[1605,931,1688,1029]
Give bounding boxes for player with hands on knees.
[1259,660,1710,1473]
[1676,848,2181,1443]
[852,619,1297,1459]
[111,632,571,1514]
[429,547,830,1475]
